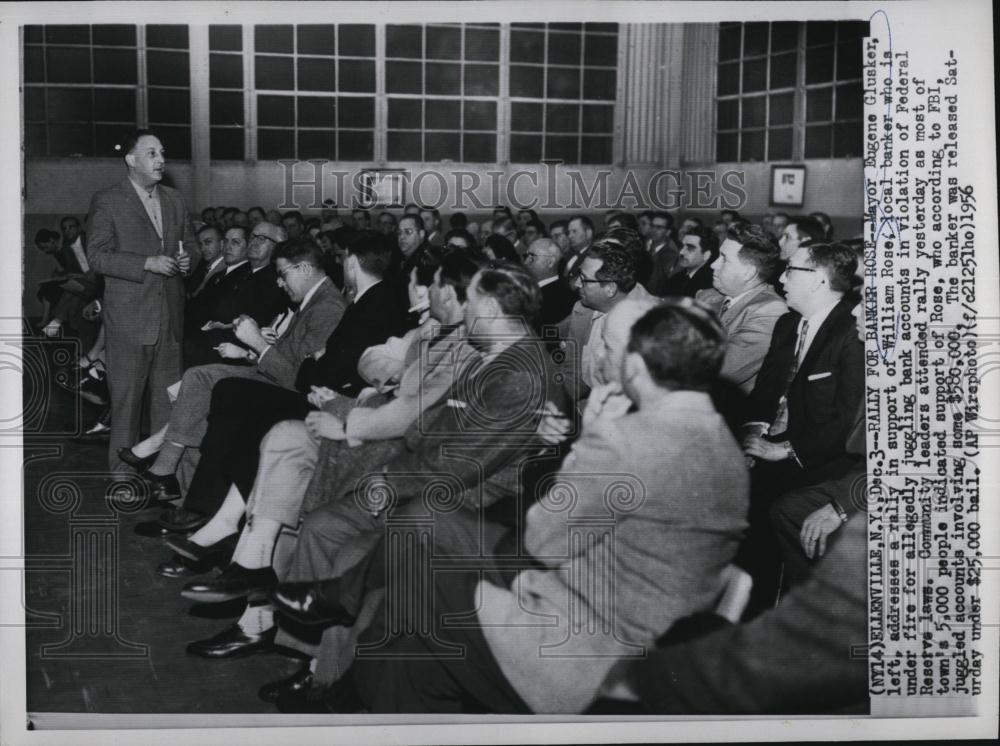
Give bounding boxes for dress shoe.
[181,563,278,603]
[165,533,237,564]
[156,553,216,579]
[78,412,111,441]
[186,622,276,659]
[270,579,356,627]
[77,372,110,406]
[118,447,158,471]
[274,672,364,713]
[157,506,207,531]
[144,472,182,501]
[259,664,314,703]
[134,520,187,538]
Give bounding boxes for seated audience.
[523,237,576,329]
[662,226,717,298]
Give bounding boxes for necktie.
[720,297,731,319]
[771,319,809,434]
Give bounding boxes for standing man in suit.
[644,211,680,296]
[663,226,717,298]
[86,129,198,473]
[696,223,787,394]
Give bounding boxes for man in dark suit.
[240,221,289,326]
[523,237,576,329]
[86,129,199,473]
[185,225,225,299]
[662,226,717,298]
[643,211,680,296]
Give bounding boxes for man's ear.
[124,153,136,169]
[622,350,646,387]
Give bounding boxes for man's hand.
[233,315,266,353]
[214,342,249,360]
[304,411,346,441]
[176,251,191,275]
[800,504,843,559]
[743,436,787,462]
[260,326,279,344]
[536,400,573,444]
[307,385,337,409]
[145,255,179,276]
[582,382,631,429]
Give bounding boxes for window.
[209,25,245,160]
[508,23,617,164]
[146,25,191,159]
[23,24,139,157]
[253,24,376,161]
[385,23,500,162]
[716,20,867,162]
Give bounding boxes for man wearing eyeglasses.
[524,238,576,328]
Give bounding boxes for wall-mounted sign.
[770,165,807,207]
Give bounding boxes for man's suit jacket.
[539,277,577,328]
[746,297,864,477]
[294,280,412,397]
[644,239,679,296]
[184,262,253,334]
[478,391,749,713]
[697,285,788,394]
[242,264,288,327]
[86,179,198,343]
[663,263,713,298]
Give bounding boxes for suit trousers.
[105,293,180,473]
[244,420,321,526]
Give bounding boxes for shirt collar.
[128,177,159,199]
[804,298,841,331]
[224,260,248,274]
[537,275,559,288]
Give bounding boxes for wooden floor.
[21,332,305,717]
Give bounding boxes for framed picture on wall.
[770,165,807,207]
[358,168,408,208]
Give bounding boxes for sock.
[236,602,274,636]
[187,485,244,546]
[309,658,318,673]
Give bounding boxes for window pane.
[47,88,92,121]
[338,96,374,127]
[386,26,422,58]
[255,25,293,54]
[717,98,739,130]
[425,131,460,161]
[547,32,581,65]
[804,124,832,158]
[95,124,133,156]
[582,104,614,133]
[465,28,499,61]
[717,131,738,161]
[24,47,44,83]
[388,131,422,160]
[339,59,375,92]
[338,129,374,160]
[210,53,243,88]
[464,64,498,96]
[425,63,460,95]
[298,129,336,159]
[833,119,862,157]
[744,23,769,56]
[807,87,833,122]
[806,45,834,84]
[545,134,578,163]
[769,92,794,125]
[146,25,188,49]
[24,87,45,121]
[426,99,460,130]
[741,96,766,128]
[388,98,422,129]
[510,65,544,98]
[147,50,189,86]
[463,133,496,162]
[464,100,496,130]
[547,103,579,132]
[297,25,336,55]
[806,21,836,47]
[258,128,295,159]
[838,21,870,41]
[93,47,137,84]
[93,25,136,46]
[768,127,793,160]
[148,88,191,124]
[510,30,545,63]
[211,127,244,159]
[717,62,740,96]
[583,68,616,100]
[46,47,91,83]
[45,26,89,45]
[770,51,797,88]
[510,133,542,162]
[256,55,294,89]
[209,25,242,52]
[298,57,336,91]
[740,129,765,161]
[584,23,617,33]
[584,33,617,66]
[257,94,295,126]
[386,61,422,94]
[580,135,612,164]
[210,90,243,125]
[547,67,580,99]
[24,26,42,44]
[156,125,191,159]
[742,58,766,93]
[94,88,135,122]
[511,102,543,131]
[837,38,862,80]
[771,22,798,52]
[718,24,742,62]
[836,82,863,120]
[48,123,93,156]
[425,26,461,60]
[550,23,583,32]
[339,25,375,57]
[297,96,335,127]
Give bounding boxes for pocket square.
[807,372,832,381]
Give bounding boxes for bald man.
[525,237,576,328]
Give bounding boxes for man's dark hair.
[485,234,520,263]
[685,225,720,261]
[34,228,60,245]
[518,208,539,222]
[449,212,468,229]
[628,298,726,392]
[608,212,639,232]
[413,243,445,287]
[438,252,483,303]
[60,216,80,229]
[328,225,357,250]
[682,215,704,229]
[419,206,440,219]
[196,224,221,240]
[787,215,825,245]
[805,242,858,293]
[602,226,644,256]
[726,222,782,283]
[650,211,674,229]
[378,211,398,226]
[525,218,548,237]
[248,206,265,217]
[347,230,393,277]
[720,209,742,222]
[587,239,638,293]
[444,228,479,253]
[639,210,656,221]
[223,207,239,218]
[568,214,594,232]
[224,225,248,244]
[810,211,834,240]
[274,237,324,267]
[121,129,156,156]
[475,261,542,325]
[493,217,517,237]
[493,205,513,218]
[549,218,569,234]
[283,210,304,226]
[398,213,424,233]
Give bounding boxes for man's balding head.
[523,237,561,281]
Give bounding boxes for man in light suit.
[86,130,199,473]
[696,222,787,394]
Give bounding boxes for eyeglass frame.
[277,261,313,280]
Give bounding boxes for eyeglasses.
[277,262,309,280]
[784,265,817,274]
[575,274,605,284]
[250,234,278,244]
[523,252,539,260]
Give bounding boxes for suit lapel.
[797,298,851,377]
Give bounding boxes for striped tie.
[771,319,809,435]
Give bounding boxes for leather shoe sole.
[157,553,216,579]
[270,581,355,627]
[181,566,277,604]
[186,623,276,659]
[165,533,237,564]
[118,447,158,471]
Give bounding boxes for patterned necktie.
[771,319,809,434]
